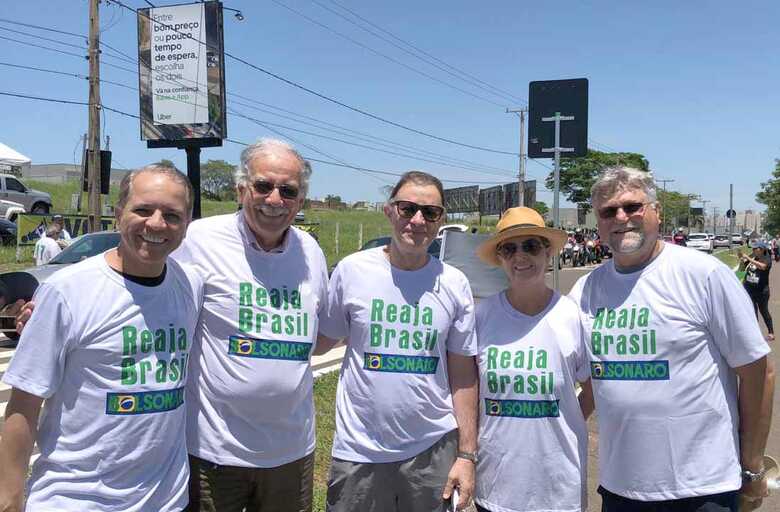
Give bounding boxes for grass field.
[313,371,339,511]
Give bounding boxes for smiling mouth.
[141,234,166,244]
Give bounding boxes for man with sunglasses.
[318,171,478,511]
[569,166,774,512]
[173,139,329,512]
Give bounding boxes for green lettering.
[121,358,137,384]
[239,282,252,306]
[122,326,137,356]
[238,308,252,333]
[370,299,384,322]
[486,347,498,370]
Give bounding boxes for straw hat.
[477,207,568,266]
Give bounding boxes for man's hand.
[14,300,34,335]
[441,457,475,510]
[740,477,769,511]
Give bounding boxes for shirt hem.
[601,479,741,502]
[331,427,456,464]
[475,496,581,512]
[188,443,315,469]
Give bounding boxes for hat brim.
[477,226,568,266]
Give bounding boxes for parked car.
[0,199,25,222]
[0,231,120,340]
[687,232,713,253]
[0,218,16,246]
[731,234,744,245]
[0,174,52,214]
[713,235,730,249]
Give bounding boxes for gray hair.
[45,224,60,238]
[591,166,657,206]
[116,164,194,217]
[236,138,313,197]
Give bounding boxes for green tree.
[156,158,176,168]
[545,149,650,213]
[532,201,549,216]
[325,194,343,203]
[657,190,693,234]
[756,159,780,234]
[201,159,236,201]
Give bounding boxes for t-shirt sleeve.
[572,309,591,383]
[706,265,770,367]
[318,264,350,339]
[445,274,477,356]
[2,283,77,398]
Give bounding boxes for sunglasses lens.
[253,181,274,195]
[396,202,418,218]
[522,239,543,255]
[279,185,299,199]
[624,202,644,215]
[600,207,618,219]
[497,243,517,259]
[420,206,443,222]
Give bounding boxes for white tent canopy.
[0,143,31,167]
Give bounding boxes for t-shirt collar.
[237,210,290,254]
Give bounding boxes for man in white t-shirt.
[34,225,61,265]
[318,171,478,512]
[568,166,774,512]
[172,139,328,512]
[0,165,202,512]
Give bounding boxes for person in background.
[34,225,61,266]
[51,215,72,241]
[739,240,774,341]
[473,207,593,512]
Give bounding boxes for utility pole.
[656,178,675,234]
[699,199,710,231]
[506,107,527,207]
[76,133,87,212]
[87,0,102,232]
[729,184,735,243]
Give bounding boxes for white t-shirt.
[34,236,61,265]
[320,247,477,463]
[172,212,329,468]
[475,291,589,512]
[2,253,203,512]
[568,242,771,501]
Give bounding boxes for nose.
[409,210,426,226]
[614,207,631,223]
[265,186,284,206]
[147,210,166,229]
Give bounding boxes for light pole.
[656,178,675,234]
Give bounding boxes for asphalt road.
[2,257,779,510]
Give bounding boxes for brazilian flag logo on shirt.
[486,399,502,416]
[236,339,254,355]
[366,354,383,370]
[591,362,605,378]
[116,395,138,413]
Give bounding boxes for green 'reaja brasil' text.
[238,282,310,337]
[485,346,554,395]
[591,306,657,356]
[369,299,438,351]
[121,325,188,385]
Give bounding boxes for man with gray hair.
[34,224,61,266]
[568,166,774,511]
[173,138,328,512]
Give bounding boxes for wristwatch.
[457,451,478,464]
[741,467,767,482]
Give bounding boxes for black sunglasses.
[393,200,445,222]
[598,201,650,219]
[251,180,300,200]
[497,238,548,259]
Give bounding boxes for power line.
[325,0,526,105]
[110,0,518,156]
[0,61,137,91]
[311,0,522,105]
[268,0,506,108]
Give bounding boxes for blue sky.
[1,0,778,214]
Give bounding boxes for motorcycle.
[571,242,586,267]
[560,241,574,266]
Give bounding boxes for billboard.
[137,1,227,143]
[502,180,537,211]
[479,186,504,216]
[17,214,116,247]
[443,186,479,214]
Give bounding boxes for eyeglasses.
[598,202,652,219]
[497,238,548,259]
[392,200,445,222]
[250,180,300,200]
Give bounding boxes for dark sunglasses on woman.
[497,238,547,259]
[392,200,445,222]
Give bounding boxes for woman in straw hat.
[473,207,594,512]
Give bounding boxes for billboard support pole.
[185,144,202,219]
[541,112,575,291]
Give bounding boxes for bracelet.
[457,451,477,464]
[742,467,767,482]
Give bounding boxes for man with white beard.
[568,166,774,512]
[174,139,329,512]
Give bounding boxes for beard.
[609,227,647,254]
[258,204,290,217]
